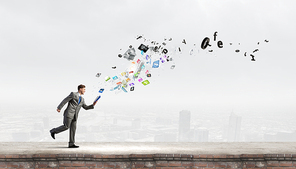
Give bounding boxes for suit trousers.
[51,116,77,146]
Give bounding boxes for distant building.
[222,124,228,141]
[33,122,44,132]
[193,128,209,142]
[244,132,262,142]
[113,118,117,125]
[43,117,50,129]
[155,117,172,126]
[132,118,141,129]
[264,133,276,142]
[276,131,296,142]
[178,110,191,142]
[227,112,241,142]
[154,132,177,142]
[12,132,30,142]
[128,131,140,140]
[30,130,42,139]
[264,131,296,142]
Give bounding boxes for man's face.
[79,88,86,95]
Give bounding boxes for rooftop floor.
[1,142,296,155]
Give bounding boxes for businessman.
[50,84,97,148]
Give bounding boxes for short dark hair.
[78,84,85,91]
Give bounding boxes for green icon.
[134,72,139,77]
[142,80,150,86]
[105,76,111,81]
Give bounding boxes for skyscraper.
[227,112,242,142]
[178,110,191,142]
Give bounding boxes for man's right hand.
[57,108,61,113]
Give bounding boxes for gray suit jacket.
[57,92,94,119]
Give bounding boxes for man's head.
[78,84,86,95]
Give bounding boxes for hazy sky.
[0,0,295,114]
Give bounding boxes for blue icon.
[113,85,120,90]
[99,88,104,93]
[121,87,127,93]
[112,76,118,80]
[152,60,159,68]
[141,50,144,55]
[141,65,145,69]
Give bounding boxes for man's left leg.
[69,117,77,147]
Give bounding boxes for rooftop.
[1,142,296,155]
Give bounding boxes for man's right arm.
[57,92,74,112]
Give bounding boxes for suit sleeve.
[82,99,94,110]
[57,92,74,110]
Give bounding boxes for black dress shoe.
[50,131,55,139]
[68,144,79,148]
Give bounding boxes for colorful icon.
[130,86,135,91]
[145,70,149,74]
[121,72,126,76]
[113,85,120,90]
[152,60,159,68]
[121,87,128,93]
[141,65,145,69]
[134,72,139,77]
[142,80,150,86]
[137,59,141,64]
[146,55,150,60]
[129,83,135,86]
[129,64,136,71]
[112,76,118,80]
[141,50,144,55]
[105,76,111,81]
[160,57,165,63]
[116,82,122,85]
[99,88,104,93]
[126,78,131,82]
[132,61,135,64]
[138,78,143,82]
[147,73,151,77]
[129,71,134,74]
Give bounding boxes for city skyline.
[1,107,296,142]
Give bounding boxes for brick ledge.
[1,153,296,162]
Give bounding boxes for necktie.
[78,96,81,104]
